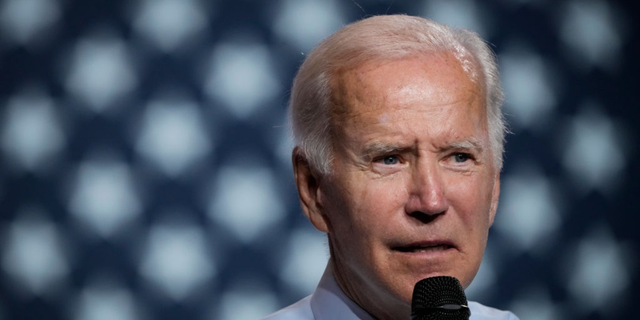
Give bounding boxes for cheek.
[355,176,408,225]
[329,174,408,237]
[445,174,494,227]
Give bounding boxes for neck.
[329,257,410,320]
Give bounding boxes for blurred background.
[0,0,638,319]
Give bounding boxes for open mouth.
[393,244,453,253]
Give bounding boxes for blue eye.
[382,155,399,165]
[453,153,470,163]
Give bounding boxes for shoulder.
[469,301,520,320]
[260,295,314,320]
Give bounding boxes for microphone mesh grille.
[411,276,470,320]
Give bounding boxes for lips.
[392,241,455,253]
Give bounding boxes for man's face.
[300,53,500,317]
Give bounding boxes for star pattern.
[136,98,211,177]
[560,104,626,195]
[132,0,208,52]
[74,279,141,320]
[495,165,562,254]
[208,164,286,243]
[565,228,631,316]
[560,0,623,71]
[1,90,65,172]
[68,158,142,238]
[204,42,281,119]
[140,220,215,300]
[2,210,68,296]
[0,1,637,320]
[0,0,60,45]
[500,46,557,130]
[64,34,137,111]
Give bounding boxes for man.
[264,15,518,320]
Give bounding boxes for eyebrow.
[440,138,485,154]
[359,138,486,159]
[360,142,412,159]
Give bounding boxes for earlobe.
[489,173,500,226]
[292,148,330,233]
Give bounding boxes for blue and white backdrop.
[0,0,638,319]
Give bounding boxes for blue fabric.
[262,265,519,320]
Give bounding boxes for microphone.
[411,276,470,320]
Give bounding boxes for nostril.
[408,210,442,223]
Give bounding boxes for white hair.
[289,15,506,174]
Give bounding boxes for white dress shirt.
[262,264,519,320]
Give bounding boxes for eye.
[453,153,471,163]
[382,155,399,165]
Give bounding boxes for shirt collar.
[307,263,508,320]
[310,262,377,320]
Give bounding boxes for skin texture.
[293,53,501,320]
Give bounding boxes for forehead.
[327,53,489,152]
[330,52,483,118]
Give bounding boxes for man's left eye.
[382,155,399,165]
[453,153,470,163]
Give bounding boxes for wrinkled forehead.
[328,52,485,120]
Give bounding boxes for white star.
[204,42,281,119]
[495,165,562,253]
[2,210,68,296]
[423,0,490,37]
[140,221,214,300]
[74,280,140,320]
[1,90,65,172]
[465,248,497,300]
[136,98,211,177]
[68,158,141,238]
[208,163,285,243]
[560,0,623,71]
[272,0,345,52]
[215,281,279,320]
[500,47,557,130]
[0,0,60,45]
[565,227,631,315]
[509,287,563,320]
[561,105,625,194]
[64,34,137,111]
[275,126,294,169]
[133,0,207,52]
[279,228,328,294]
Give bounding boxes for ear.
[488,172,500,226]
[292,147,330,233]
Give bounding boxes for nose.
[405,162,449,222]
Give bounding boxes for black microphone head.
[411,276,470,320]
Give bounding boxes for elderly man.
[264,15,518,320]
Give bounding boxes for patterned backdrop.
[0,0,638,319]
